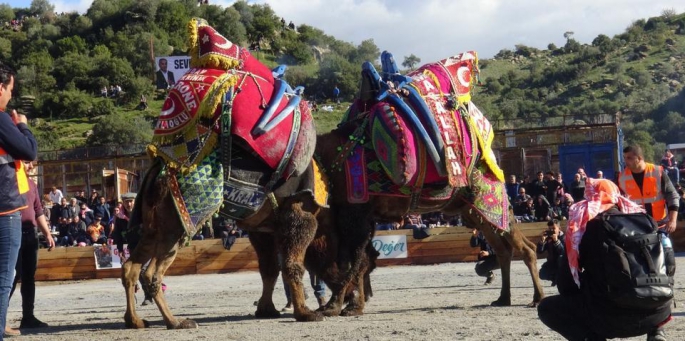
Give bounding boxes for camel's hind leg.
[463,209,544,307]
[122,236,156,328]
[248,231,281,318]
[503,221,544,306]
[278,198,322,322]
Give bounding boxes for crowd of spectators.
[508,170,587,223]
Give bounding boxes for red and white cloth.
[565,178,644,287]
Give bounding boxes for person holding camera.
[536,219,565,286]
[470,228,499,285]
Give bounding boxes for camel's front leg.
[278,200,322,322]
[249,231,281,318]
[122,236,156,328]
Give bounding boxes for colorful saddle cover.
[149,18,313,178]
[148,19,318,234]
[341,51,508,231]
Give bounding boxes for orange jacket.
[618,163,666,221]
[0,147,29,215]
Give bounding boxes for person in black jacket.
[538,207,671,341]
[470,229,499,285]
[536,219,565,286]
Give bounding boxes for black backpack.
[590,212,673,310]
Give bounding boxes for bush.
[39,90,95,118]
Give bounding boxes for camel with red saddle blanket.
[121,19,374,328]
[314,51,544,315]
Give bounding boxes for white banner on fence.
[372,235,408,259]
[94,243,130,270]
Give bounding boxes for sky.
[6,0,685,63]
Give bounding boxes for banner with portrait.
[155,56,191,90]
[94,243,131,270]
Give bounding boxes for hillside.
[3,1,685,161]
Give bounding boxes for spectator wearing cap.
[536,219,565,286]
[87,214,107,244]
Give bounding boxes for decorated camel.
[315,51,544,314]
[122,19,373,328]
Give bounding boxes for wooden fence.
[34,221,685,282]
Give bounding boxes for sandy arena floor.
[7,257,685,341]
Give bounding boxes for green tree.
[402,54,421,70]
[352,39,380,64]
[0,4,14,22]
[29,0,55,16]
[87,114,152,146]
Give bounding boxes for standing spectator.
[619,145,679,339]
[596,170,604,179]
[88,190,99,209]
[74,190,87,206]
[333,85,340,104]
[545,172,562,205]
[577,168,587,181]
[505,175,520,201]
[111,197,134,258]
[620,145,679,233]
[470,229,499,285]
[6,161,54,333]
[530,171,548,199]
[48,186,63,205]
[660,149,679,185]
[93,196,111,224]
[570,173,585,202]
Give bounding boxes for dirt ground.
[7,256,685,341]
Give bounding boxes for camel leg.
[461,209,514,306]
[122,235,156,328]
[248,231,281,318]
[278,200,322,322]
[341,241,377,316]
[145,242,198,329]
[322,204,373,317]
[504,222,544,307]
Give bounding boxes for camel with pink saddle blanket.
[315,50,544,315]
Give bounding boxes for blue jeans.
[0,212,22,334]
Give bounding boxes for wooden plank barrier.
[34,220,685,282]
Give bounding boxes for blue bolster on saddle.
[252,78,288,136]
[361,62,381,92]
[404,84,445,158]
[272,64,287,79]
[262,86,303,133]
[381,50,400,81]
[386,93,440,165]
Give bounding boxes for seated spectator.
[518,198,535,222]
[57,217,73,247]
[534,195,551,221]
[87,215,107,244]
[222,224,243,250]
[70,215,89,246]
[78,202,94,227]
[570,173,585,202]
[470,229,499,285]
[536,219,565,286]
[403,214,425,229]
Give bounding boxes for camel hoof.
[170,319,198,329]
[255,307,281,319]
[340,307,364,317]
[526,301,540,308]
[124,319,149,329]
[295,311,324,322]
[320,307,341,317]
[490,297,511,306]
